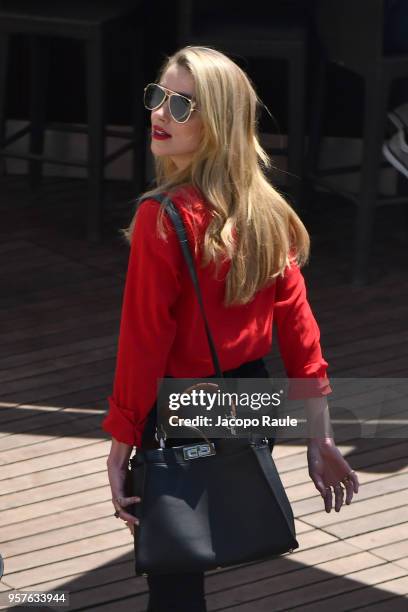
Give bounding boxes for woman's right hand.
[113,494,141,535]
[106,437,141,536]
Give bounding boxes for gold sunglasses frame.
[143,83,198,124]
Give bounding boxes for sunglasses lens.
[144,83,193,122]
[144,84,165,110]
[169,95,192,122]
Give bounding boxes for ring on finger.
[343,471,355,482]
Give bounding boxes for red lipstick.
[152,125,171,140]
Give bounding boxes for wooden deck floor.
[0,176,407,611]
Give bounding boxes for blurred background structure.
[0,0,407,283]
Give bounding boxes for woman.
[102,46,359,612]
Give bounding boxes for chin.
[151,142,169,156]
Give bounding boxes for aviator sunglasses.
[143,82,198,124]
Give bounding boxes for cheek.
[182,120,203,147]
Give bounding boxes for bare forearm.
[106,437,133,469]
[106,438,134,500]
[304,396,334,442]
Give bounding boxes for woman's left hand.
[307,438,360,513]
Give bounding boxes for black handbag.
[126,193,299,576]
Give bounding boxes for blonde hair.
[125,46,310,305]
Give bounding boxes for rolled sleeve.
[101,396,145,446]
[273,259,332,399]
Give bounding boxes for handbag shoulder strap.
[137,192,223,379]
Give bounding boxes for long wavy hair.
[125,46,310,305]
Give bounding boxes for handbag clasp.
[183,443,216,460]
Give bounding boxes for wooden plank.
[346,523,408,552]
[0,335,117,376]
[320,317,408,356]
[269,443,307,460]
[2,244,59,264]
[284,541,359,566]
[0,414,105,453]
[286,461,408,504]
[0,424,111,465]
[354,595,408,612]
[2,543,134,590]
[0,310,119,347]
[0,500,117,550]
[323,507,408,539]
[328,340,408,372]
[27,384,112,412]
[394,557,408,570]
[2,253,75,277]
[0,404,106,437]
[335,356,408,377]
[1,471,109,511]
[1,240,122,270]
[0,370,114,405]
[0,436,108,482]
[372,539,408,563]
[303,490,408,529]
[0,455,108,497]
[50,577,147,612]
[316,293,408,324]
[0,292,121,335]
[0,276,121,311]
[2,530,133,579]
[294,520,314,535]
[0,345,117,387]
[324,328,408,357]
[307,272,408,310]
[292,530,337,549]
[64,593,147,612]
[0,320,119,360]
[292,473,408,517]
[208,563,407,611]
[0,280,121,319]
[0,386,111,430]
[2,515,131,563]
[343,438,408,458]
[279,442,408,490]
[316,294,408,328]
[2,261,105,300]
[275,439,406,476]
[6,559,138,595]
[285,577,408,612]
[0,483,111,527]
[205,550,383,594]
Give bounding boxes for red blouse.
[101,186,331,447]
